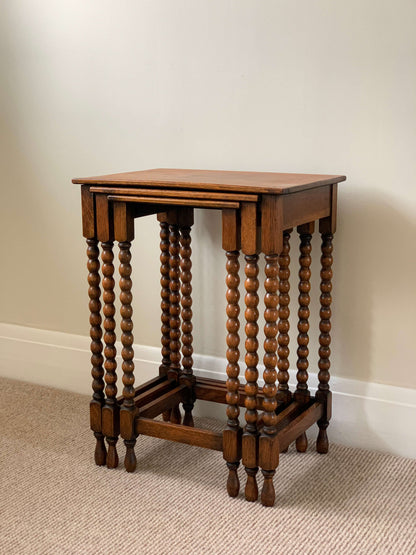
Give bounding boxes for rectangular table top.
[73,168,346,195]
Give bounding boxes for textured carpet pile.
[0,377,415,554]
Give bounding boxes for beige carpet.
[0,377,415,555]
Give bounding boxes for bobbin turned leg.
[242,254,260,502]
[87,238,107,466]
[158,218,172,422]
[316,229,334,453]
[168,222,182,425]
[119,240,137,472]
[179,223,195,427]
[295,224,313,453]
[277,230,292,408]
[101,241,119,468]
[277,231,292,453]
[223,250,242,497]
[260,253,280,507]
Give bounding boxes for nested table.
[73,168,345,507]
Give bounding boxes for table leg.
[316,231,333,453]
[295,225,313,452]
[119,241,137,472]
[87,238,107,466]
[168,223,182,425]
[242,254,260,501]
[159,221,172,422]
[179,224,195,426]
[260,253,280,507]
[277,230,292,408]
[101,241,119,468]
[223,250,242,497]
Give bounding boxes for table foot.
[94,431,107,466]
[261,469,276,507]
[226,462,240,497]
[124,439,137,472]
[106,437,119,468]
[296,432,308,452]
[170,404,182,424]
[317,423,329,454]
[244,467,259,502]
[182,404,194,427]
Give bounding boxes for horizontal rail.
[139,385,187,419]
[117,375,167,405]
[91,186,258,203]
[277,402,323,452]
[107,195,241,209]
[135,418,223,451]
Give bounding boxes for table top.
[73,168,346,195]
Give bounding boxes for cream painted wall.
[1,1,415,389]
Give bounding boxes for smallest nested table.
[73,168,345,506]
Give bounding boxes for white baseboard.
[1,323,415,459]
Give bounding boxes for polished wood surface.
[90,186,258,202]
[78,167,342,508]
[277,231,292,407]
[260,253,280,506]
[295,226,313,453]
[74,168,345,194]
[223,250,242,497]
[316,232,334,454]
[101,241,119,469]
[179,223,195,426]
[118,241,137,472]
[242,254,260,502]
[87,238,106,466]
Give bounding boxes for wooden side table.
[73,168,345,507]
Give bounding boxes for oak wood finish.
[73,168,346,194]
[87,238,106,466]
[136,419,223,451]
[139,385,187,419]
[91,186,258,203]
[223,251,242,497]
[159,221,171,375]
[259,253,280,506]
[179,224,195,426]
[277,403,324,452]
[168,223,182,425]
[159,220,172,421]
[242,254,260,502]
[295,225,314,453]
[77,168,342,507]
[108,195,240,210]
[101,241,119,468]
[118,241,137,472]
[81,186,95,239]
[277,231,292,407]
[316,232,334,453]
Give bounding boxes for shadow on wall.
[333,188,416,389]
[189,189,416,393]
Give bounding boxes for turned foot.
[317,423,329,454]
[170,404,181,424]
[226,462,240,497]
[106,437,119,468]
[296,432,308,452]
[261,470,276,507]
[94,432,107,466]
[124,439,137,472]
[244,467,259,502]
[182,405,194,427]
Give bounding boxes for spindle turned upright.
[74,168,345,507]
